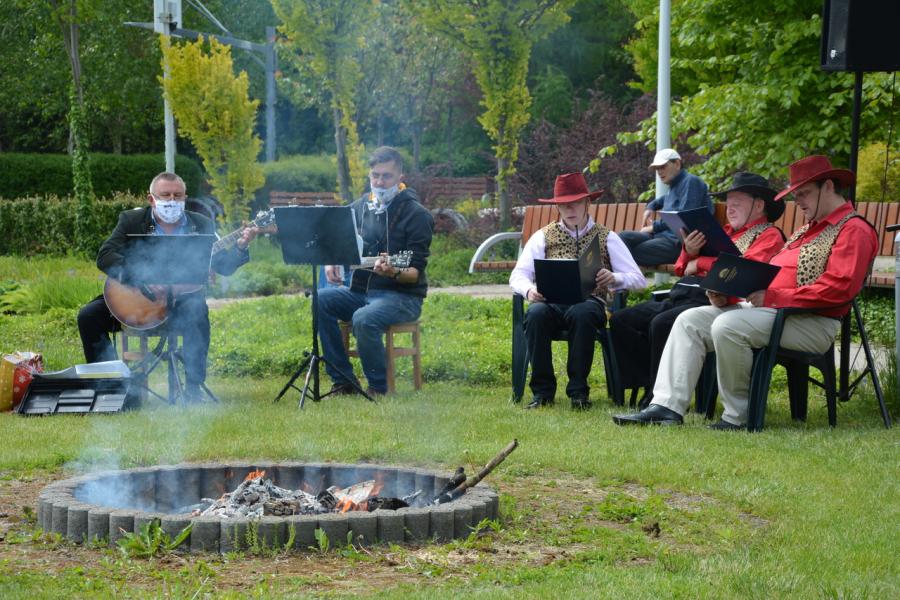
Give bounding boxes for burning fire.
[244,469,266,481]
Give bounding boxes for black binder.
[698,253,781,298]
[533,235,604,305]
[659,207,739,257]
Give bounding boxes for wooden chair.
[339,321,423,393]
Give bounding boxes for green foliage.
[618,0,900,188]
[272,0,373,200]
[312,527,330,554]
[255,154,338,208]
[69,83,95,256]
[0,153,203,199]
[0,195,139,256]
[117,519,192,559]
[857,143,900,202]
[418,0,576,226]
[161,36,265,226]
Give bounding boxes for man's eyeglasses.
[151,192,187,201]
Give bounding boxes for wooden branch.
[451,438,518,496]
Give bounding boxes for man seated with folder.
[609,172,785,408]
[509,173,645,410]
[613,155,878,429]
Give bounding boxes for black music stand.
[121,234,216,406]
[272,206,375,407]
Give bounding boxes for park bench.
[269,191,341,207]
[469,200,900,287]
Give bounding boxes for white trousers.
[652,305,840,425]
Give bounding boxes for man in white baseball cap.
[619,148,711,266]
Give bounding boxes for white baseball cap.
[649,148,681,169]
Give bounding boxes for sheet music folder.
[534,234,604,305]
[698,253,781,298]
[659,207,739,257]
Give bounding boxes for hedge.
[253,154,338,209]
[0,153,203,199]
[0,194,143,256]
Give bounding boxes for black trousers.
[523,298,606,400]
[77,292,211,387]
[608,294,708,390]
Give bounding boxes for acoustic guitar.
[103,210,276,330]
[349,251,413,293]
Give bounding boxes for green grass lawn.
[0,254,896,598]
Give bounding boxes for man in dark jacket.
[318,146,434,396]
[77,172,257,400]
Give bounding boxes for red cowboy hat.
[538,172,603,204]
[773,155,855,201]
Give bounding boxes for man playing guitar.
[76,172,259,403]
[317,146,434,396]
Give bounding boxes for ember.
[196,474,415,519]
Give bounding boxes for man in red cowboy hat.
[613,155,878,429]
[619,148,712,266]
[510,172,646,410]
[609,172,786,409]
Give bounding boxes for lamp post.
[655,0,671,199]
[154,0,182,172]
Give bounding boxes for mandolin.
[103,210,276,330]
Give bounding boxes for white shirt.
[509,217,646,298]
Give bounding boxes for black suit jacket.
[96,206,249,281]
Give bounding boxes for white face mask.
[371,184,400,209]
[154,199,185,224]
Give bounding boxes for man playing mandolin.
[317,146,434,396]
[77,172,259,402]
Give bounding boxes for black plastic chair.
[511,292,625,404]
[745,300,890,431]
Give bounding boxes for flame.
[244,469,266,482]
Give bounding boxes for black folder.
[659,207,739,257]
[698,253,781,298]
[534,235,604,305]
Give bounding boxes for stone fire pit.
[37,462,499,553]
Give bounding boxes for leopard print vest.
[734,222,776,254]
[783,212,860,286]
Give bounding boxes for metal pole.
[656,0,672,199]
[265,26,277,162]
[848,71,863,204]
[895,232,900,386]
[162,11,176,172]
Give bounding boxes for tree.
[615,0,899,190]
[160,36,265,225]
[271,0,373,201]
[417,0,575,229]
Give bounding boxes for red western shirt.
[762,202,877,318]
[673,217,785,276]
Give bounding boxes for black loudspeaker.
[821,0,900,72]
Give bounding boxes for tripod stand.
[271,205,375,408]
[274,266,373,407]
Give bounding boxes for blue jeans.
[317,287,423,393]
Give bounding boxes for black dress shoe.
[329,382,359,396]
[612,404,683,426]
[637,388,653,409]
[570,395,593,411]
[708,419,744,431]
[525,396,554,409]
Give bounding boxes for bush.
[857,143,900,202]
[254,154,338,209]
[0,194,141,256]
[0,153,203,199]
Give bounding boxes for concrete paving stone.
[224,463,255,491]
[346,511,378,546]
[219,518,250,553]
[286,515,318,551]
[315,514,349,548]
[198,464,229,499]
[376,510,405,543]
[258,516,286,550]
[401,507,431,541]
[452,503,474,539]
[51,501,69,536]
[160,515,193,553]
[190,516,221,553]
[66,503,90,543]
[469,498,487,529]
[430,506,455,542]
[108,510,134,547]
[87,507,111,545]
[271,463,305,490]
